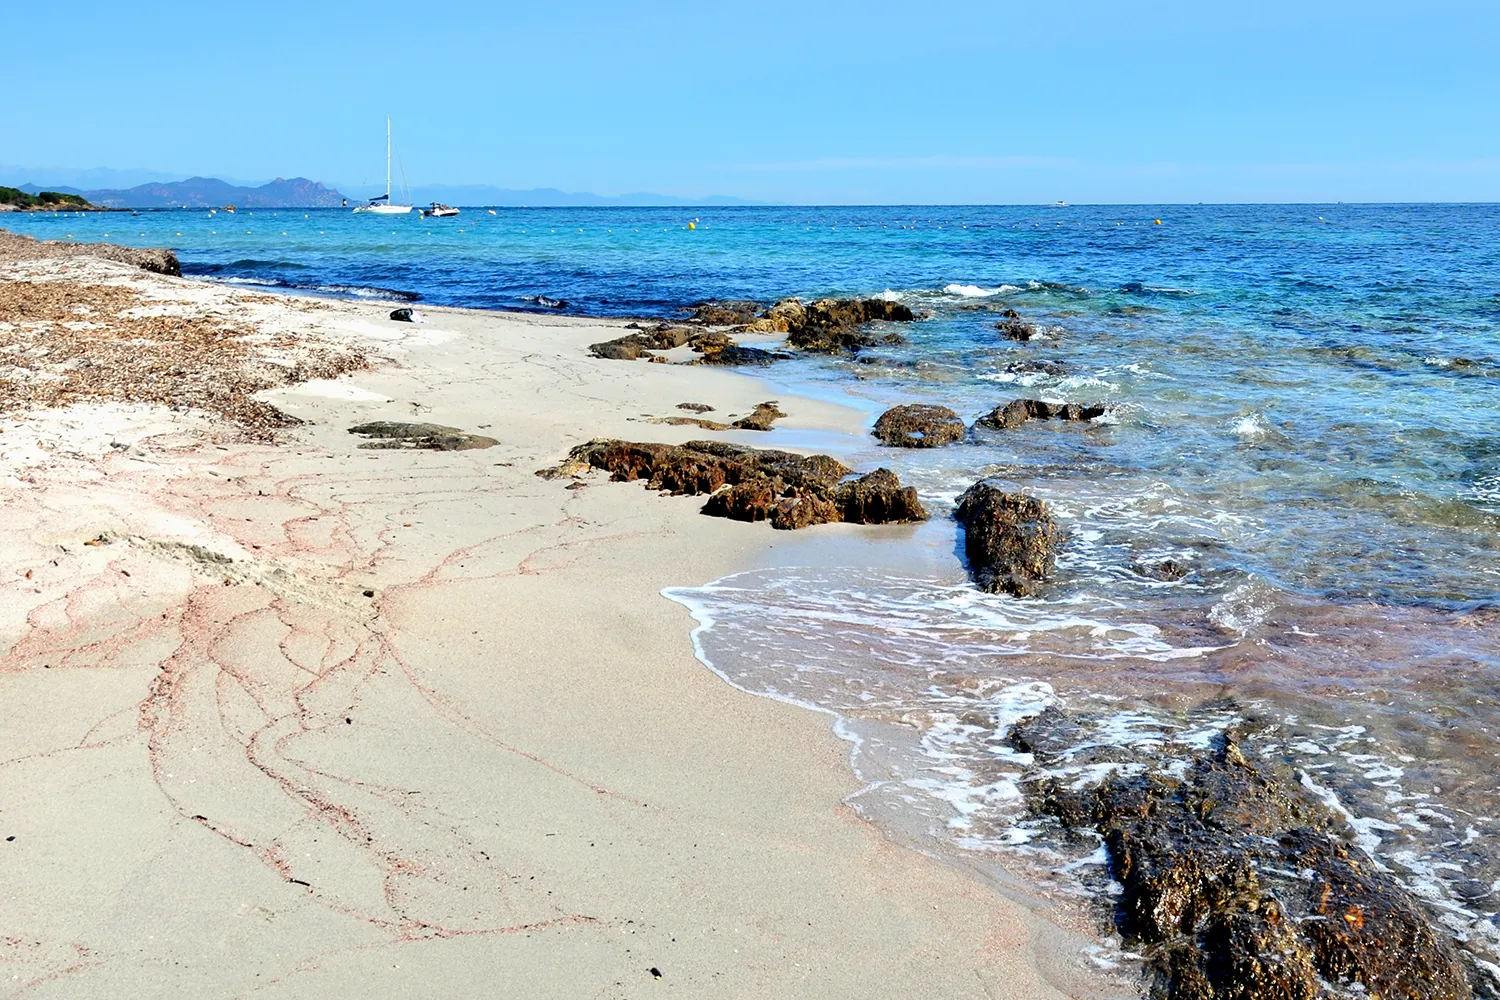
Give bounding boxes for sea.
[12,203,1500,992]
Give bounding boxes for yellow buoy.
[1155,219,1162,225]
[688,221,696,230]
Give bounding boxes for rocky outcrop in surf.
[691,301,763,326]
[873,404,967,448]
[1014,717,1473,1000]
[974,398,1109,431]
[779,298,916,353]
[538,439,927,531]
[995,308,1042,342]
[954,481,1058,596]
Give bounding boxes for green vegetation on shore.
[0,186,94,210]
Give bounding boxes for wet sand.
[0,247,1096,998]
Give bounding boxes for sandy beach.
[0,239,1090,998]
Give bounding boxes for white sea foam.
[942,283,1020,297]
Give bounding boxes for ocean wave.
[942,283,1021,298]
[315,284,422,301]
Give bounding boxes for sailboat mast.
[385,115,392,200]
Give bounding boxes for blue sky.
[5,0,1498,203]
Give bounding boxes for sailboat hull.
[353,204,413,214]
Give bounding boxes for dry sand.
[0,250,1091,998]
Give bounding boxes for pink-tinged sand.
[0,256,1092,999]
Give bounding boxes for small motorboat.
[422,202,459,218]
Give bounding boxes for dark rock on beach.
[954,481,1059,596]
[729,401,786,431]
[1021,728,1472,1000]
[975,398,1109,431]
[677,402,715,413]
[872,404,966,448]
[691,344,789,367]
[348,421,498,451]
[538,439,927,531]
[691,300,762,326]
[589,326,694,360]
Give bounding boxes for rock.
[1003,359,1070,377]
[691,345,788,367]
[738,297,808,334]
[649,415,729,431]
[833,468,927,524]
[538,439,926,531]
[691,301,762,326]
[954,481,1058,596]
[689,330,736,352]
[677,402,715,413]
[348,422,498,451]
[872,404,966,448]
[1023,731,1472,1000]
[995,308,1040,341]
[785,297,915,353]
[390,307,414,322]
[1134,558,1189,581]
[974,398,1109,431]
[588,326,697,360]
[729,401,786,431]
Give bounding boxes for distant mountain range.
[4,168,764,209]
[14,176,347,209]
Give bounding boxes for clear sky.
[5,0,1498,203]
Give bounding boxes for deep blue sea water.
[11,204,1500,990]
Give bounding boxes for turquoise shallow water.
[11,204,1500,987]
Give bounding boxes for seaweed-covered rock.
[1022,729,1473,1000]
[975,398,1109,431]
[348,422,498,451]
[730,401,786,431]
[539,439,926,531]
[873,404,966,448]
[953,481,1058,596]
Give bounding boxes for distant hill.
[16,176,348,209]
[0,186,95,212]
[406,184,766,207]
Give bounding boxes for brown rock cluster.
[539,439,927,531]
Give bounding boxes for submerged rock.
[729,401,787,431]
[1022,729,1472,1000]
[1003,358,1070,377]
[348,421,498,451]
[538,439,927,531]
[872,404,966,448]
[975,398,1109,431]
[1133,558,1189,581]
[953,481,1058,596]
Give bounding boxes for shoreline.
[0,242,1100,996]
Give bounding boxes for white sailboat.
[354,116,412,214]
